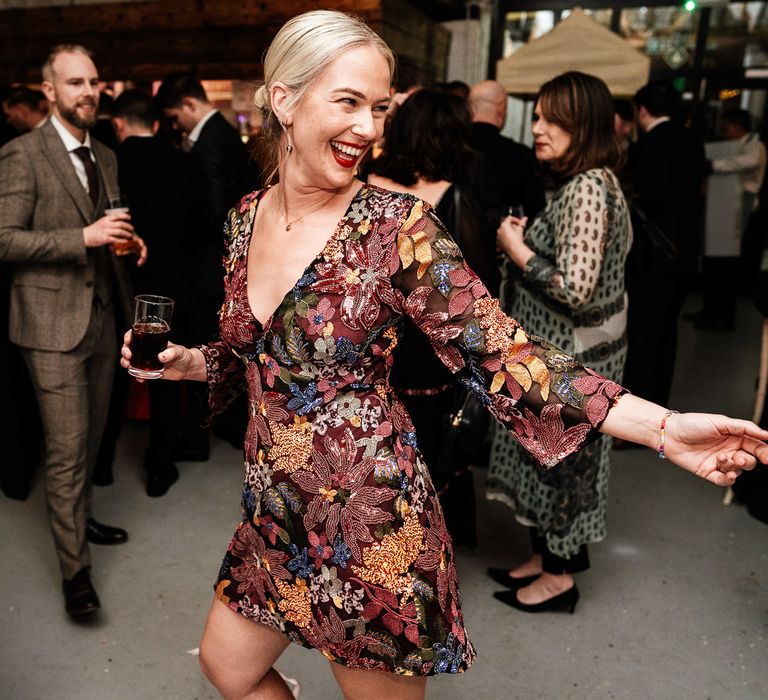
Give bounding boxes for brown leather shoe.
[63,568,100,617]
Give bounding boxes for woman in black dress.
[367,88,497,545]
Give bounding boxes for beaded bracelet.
[658,409,679,459]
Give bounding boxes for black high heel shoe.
[487,567,540,590]
[493,585,579,614]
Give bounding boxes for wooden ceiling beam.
[0,26,280,81]
[0,0,384,82]
[0,0,448,88]
[0,0,382,37]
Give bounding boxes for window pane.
[620,5,700,73]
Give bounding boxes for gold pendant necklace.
[282,187,339,231]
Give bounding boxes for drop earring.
[279,119,293,156]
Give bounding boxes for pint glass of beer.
[106,194,135,256]
[128,295,174,379]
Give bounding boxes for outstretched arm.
[600,394,768,486]
[391,195,768,483]
[390,198,623,469]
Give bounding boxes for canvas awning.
[496,9,650,96]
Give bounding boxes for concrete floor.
[2,298,767,700]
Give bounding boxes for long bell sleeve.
[521,170,614,311]
[197,203,251,417]
[388,197,624,468]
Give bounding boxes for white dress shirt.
[49,113,96,197]
[186,108,218,145]
[713,132,767,195]
[645,115,670,133]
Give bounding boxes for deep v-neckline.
[244,184,366,329]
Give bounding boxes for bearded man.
[0,45,146,617]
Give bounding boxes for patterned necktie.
[73,146,99,207]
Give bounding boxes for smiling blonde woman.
[118,13,768,700]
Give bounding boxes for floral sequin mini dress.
[200,184,623,676]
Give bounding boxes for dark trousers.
[93,364,183,478]
[0,345,42,499]
[623,274,686,407]
[701,256,739,325]
[0,267,42,499]
[190,293,246,448]
[146,380,182,466]
[93,355,130,484]
[95,289,197,479]
[398,392,477,547]
[530,529,590,575]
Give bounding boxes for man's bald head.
[469,80,508,129]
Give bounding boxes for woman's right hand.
[496,215,532,268]
[120,330,203,382]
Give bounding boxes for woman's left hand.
[663,412,768,486]
[496,215,531,268]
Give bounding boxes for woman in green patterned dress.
[487,72,631,612]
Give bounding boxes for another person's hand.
[83,212,135,248]
[133,234,148,267]
[386,91,409,117]
[496,215,531,268]
[120,330,205,382]
[659,412,768,486]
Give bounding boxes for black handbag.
[436,386,491,475]
[628,200,679,274]
[434,186,491,478]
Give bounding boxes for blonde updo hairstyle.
[254,10,395,184]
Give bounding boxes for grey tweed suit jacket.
[0,120,119,352]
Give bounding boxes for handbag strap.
[452,183,462,248]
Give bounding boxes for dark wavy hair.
[369,88,473,186]
[633,80,679,118]
[155,71,208,110]
[112,89,156,128]
[536,71,622,179]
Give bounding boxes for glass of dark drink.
[128,295,174,379]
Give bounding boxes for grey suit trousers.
[22,300,116,580]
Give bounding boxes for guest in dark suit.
[0,45,146,617]
[0,88,47,500]
[0,264,42,500]
[104,89,203,496]
[2,87,48,133]
[468,80,545,221]
[155,72,261,454]
[90,92,118,152]
[155,72,259,336]
[622,81,708,412]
